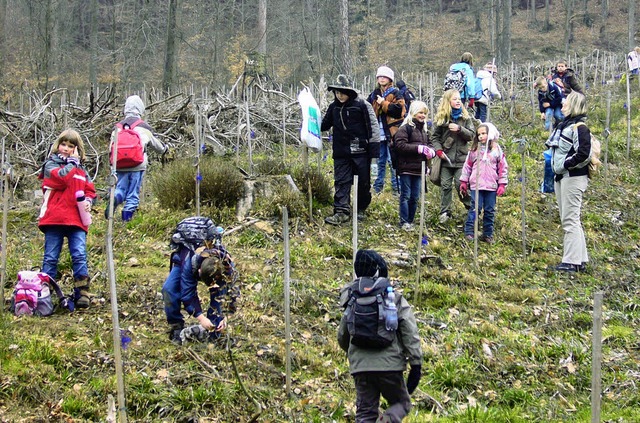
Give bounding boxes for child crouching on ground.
[459,122,508,244]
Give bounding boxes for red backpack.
[111,119,144,169]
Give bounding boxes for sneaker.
[554,262,579,272]
[439,213,450,224]
[325,213,350,225]
[480,235,494,244]
[357,211,365,222]
[169,325,184,345]
[401,223,414,231]
[376,414,392,423]
[464,234,474,241]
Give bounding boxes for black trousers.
[353,371,411,423]
[333,156,372,215]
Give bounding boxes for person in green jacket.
[431,89,476,223]
[338,249,423,422]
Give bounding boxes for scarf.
[451,107,462,121]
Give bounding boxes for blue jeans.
[399,174,422,224]
[475,103,488,122]
[115,170,144,213]
[544,107,564,131]
[42,226,88,281]
[373,141,398,193]
[162,262,185,327]
[464,190,497,237]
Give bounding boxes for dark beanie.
[354,249,388,278]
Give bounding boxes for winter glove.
[66,156,80,166]
[418,145,435,159]
[468,98,475,108]
[370,163,378,180]
[459,181,468,196]
[436,150,445,159]
[406,364,422,394]
[496,184,506,196]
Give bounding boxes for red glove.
[459,181,468,196]
[496,184,506,196]
[468,98,475,108]
[436,150,445,159]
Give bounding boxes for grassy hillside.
[1,84,640,422]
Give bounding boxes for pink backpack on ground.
[10,271,72,316]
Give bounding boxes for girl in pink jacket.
[459,122,508,243]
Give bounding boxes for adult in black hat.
[321,75,381,225]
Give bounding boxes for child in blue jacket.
[534,76,564,131]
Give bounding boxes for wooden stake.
[0,142,8,310]
[626,69,631,159]
[195,104,201,216]
[352,175,359,281]
[591,291,603,423]
[415,162,426,299]
[282,207,292,397]
[604,91,611,176]
[105,134,128,423]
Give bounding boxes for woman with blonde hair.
[393,101,435,230]
[545,91,591,272]
[431,89,477,223]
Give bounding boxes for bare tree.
[530,0,537,23]
[162,0,179,94]
[630,0,636,50]
[496,0,512,64]
[563,0,576,56]
[257,0,267,56]
[89,0,98,107]
[339,0,351,75]
[544,0,551,31]
[599,0,608,41]
[0,0,6,90]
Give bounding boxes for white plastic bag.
[298,88,322,152]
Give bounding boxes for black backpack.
[344,277,396,349]
[170,216,219,252]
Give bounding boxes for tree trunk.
[544,0,551,31]
[339,0,351,75]
[257,0,267,55]
[563,0,575,57]
[530,0,537,23]
[599,0,608,40]
[474,0,482,31]
[0,0,6,88]
[89,0,98,110]
[43,0,55,90]
[162,0,179,95]
[497,0,511,64]
[630,0,636,50]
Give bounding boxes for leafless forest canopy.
[0,0,635,100]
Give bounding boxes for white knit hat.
[483,121,500,141]
[376,66,394,82]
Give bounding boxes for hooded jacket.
[460,141,508,191]
[551,68,583,95]
[110,95,167,171]
[394,120,435,175]
[537,82,564,113]
[337,279,422,374]
[367,86,406,139]
[38,154,96,233]
[475,70,502,106]
[430,114,477,168]
[545,114,591,179]
[321,93,381,160]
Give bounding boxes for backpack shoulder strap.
[128,119,144,130]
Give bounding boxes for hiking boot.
[480,235,494,244]
[464,234,474,241]
[357,211,365,222]
[324,213,349,225]
[439,213,450,224]
[74,287,92,309]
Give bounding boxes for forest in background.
[0,0,637,102]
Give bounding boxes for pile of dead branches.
[0,82,304,196]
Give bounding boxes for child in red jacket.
[38,129,96,309]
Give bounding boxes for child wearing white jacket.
[460,122,508,243]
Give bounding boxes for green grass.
[1,84,640,421]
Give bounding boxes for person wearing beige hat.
[367,66,406,195]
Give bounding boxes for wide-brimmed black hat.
[327,74,357,96]
[354,249,388,278]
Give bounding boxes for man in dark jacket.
[338,250,423,422]
[321,75,380,225]
[551,60,583,95]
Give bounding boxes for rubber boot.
[169,323,185,345]
[121,210,134,222]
